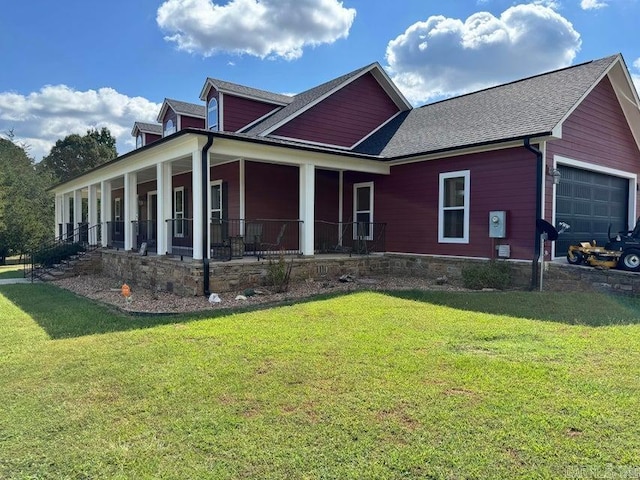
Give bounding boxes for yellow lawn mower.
[566,218,640,272]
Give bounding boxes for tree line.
[0,128,117,262]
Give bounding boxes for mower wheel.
[567,251,584,265]
[619,249,640,272]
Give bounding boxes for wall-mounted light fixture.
[548,166,561,185]
[138,198,145,207]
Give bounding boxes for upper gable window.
[208,98,219,131]
[438,170,470,243]
[136,133,143,149]
[164,119,176,137]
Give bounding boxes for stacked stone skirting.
[97,250,640,297]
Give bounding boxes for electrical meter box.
[489,211,507,238]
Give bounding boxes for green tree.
[38,127,117,184]
[0,138,53,261]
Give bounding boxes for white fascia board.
[387,135,554,167]
[210,137,390,174]
[51,134,205,195]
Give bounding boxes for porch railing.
[106,221,125,249]
[57,222,101,245]
[210,218,303,260]
[131,220,158,253]
[25,224,101,282]
[166,218,193,256]
[314,221,386,255]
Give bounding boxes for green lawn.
[1,284,639,479]
[0,264,24,279]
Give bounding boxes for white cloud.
[0,85,160,161]
[385,4,581,104]
[156,0,356,60]
[580,0,608,10]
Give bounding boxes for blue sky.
[1,0,638,161]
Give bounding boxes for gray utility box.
[489,211,507,238]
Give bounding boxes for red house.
[51,54,640,289]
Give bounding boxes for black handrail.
[24,224,102,282]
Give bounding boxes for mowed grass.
[1,284,640,479]
[0,264,24,279]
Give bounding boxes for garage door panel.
[555,165,628,256]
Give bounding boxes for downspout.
[524,138,543,290]
[202,133,215,296]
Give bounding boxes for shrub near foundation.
[265,252,292,293]
[32,243,86,268]
[462,260,512,290]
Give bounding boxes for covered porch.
[52,131,390,265]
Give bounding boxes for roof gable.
[199,78,292,105]
[131,121,163,137]
[156,98,205,123]
[356,55,628,158]
[247,63,412,137]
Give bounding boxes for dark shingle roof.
[132,122,163,135]
[205,78,293,105]
[245,64,374,135]
[356,55,619,158]
[165,98,206,118]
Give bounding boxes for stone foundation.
[100,249,640,297]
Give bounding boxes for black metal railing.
[106,221,125,249]
[166,218,193,256]
[24,224,102,282]
[210,218,303,260]
[314,221,386,255]
[131,220,157,252]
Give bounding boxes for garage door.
[555,166,628,257]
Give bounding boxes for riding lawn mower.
[566,218,640,272]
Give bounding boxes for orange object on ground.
[121,283,131,298]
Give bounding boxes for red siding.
[315,169,339,222]
[342,148,539,260]
[245,161,298,220]
[210,161,240,218]
[180,114,205,130]
[273,72,400,147]
[144,133,161,145]
[223,94,281,132]
[546,77,640,219]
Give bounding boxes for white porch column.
[62,193,71,240]
[299,163,315,256]
[54,194,63,238]
[239,158,246,231]
[156,162,172,255]
[338,170,344,246]
[191,151,204,260]
[124,172,137,250]
[73,189,83,242]
[88,184,98,245]
[100,180,112,247]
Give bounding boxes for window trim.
[114,197,122,234]
[164,118,176,137]
[210,180,223,222]
[136,133,143,148]
[173,186,185,238]
[353,181,374,241]
[438,170,470,244]
[207,97,219,131]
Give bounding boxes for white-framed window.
[210,180,223,221]
[207,98,219,131]
[353,182,374,240]
[438,170,470,243]
[136,133,143,149]
[164,118,176,137]
[114,197,122,234]
[173,187,185,237]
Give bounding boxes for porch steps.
[27,250,102,282]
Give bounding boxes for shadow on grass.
[0,283,349,340]
[0,267,25,279]
[384,289,640,327]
